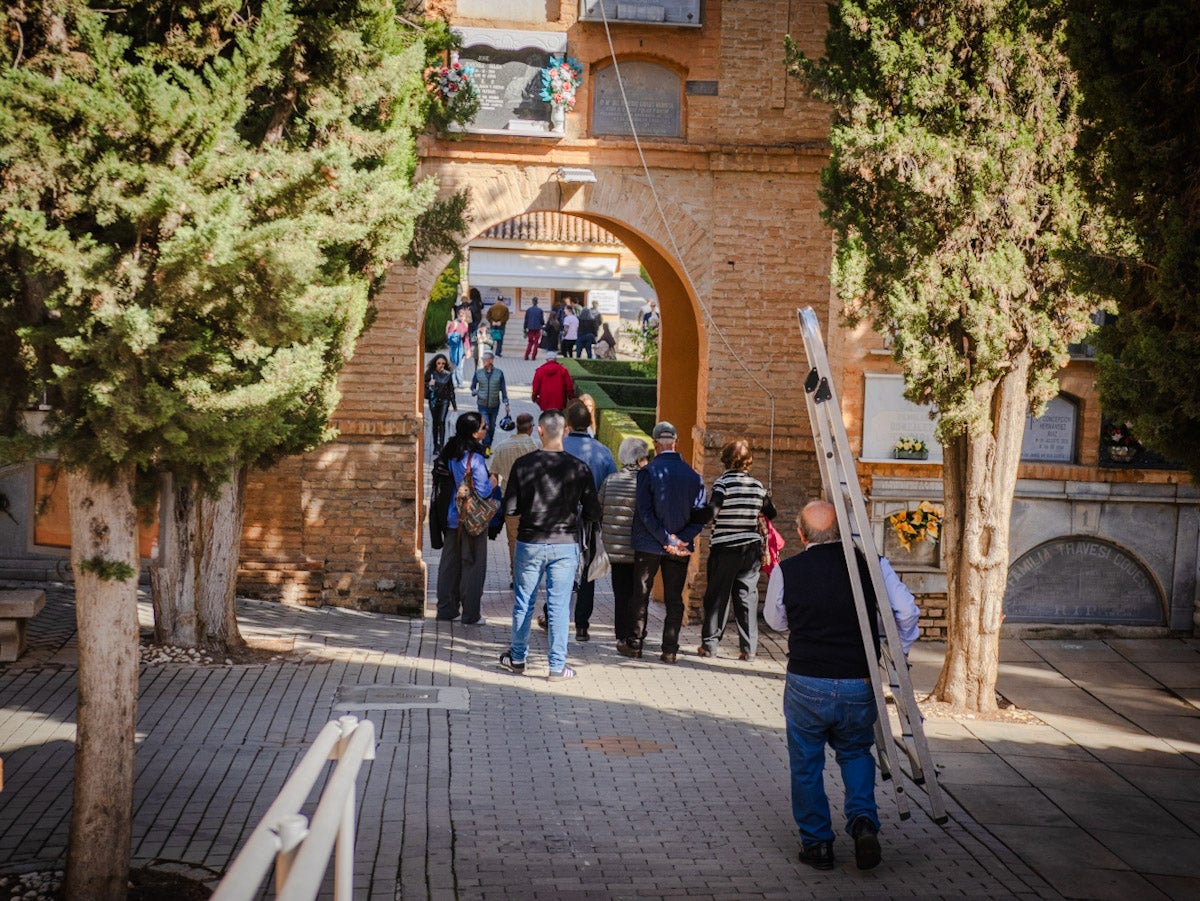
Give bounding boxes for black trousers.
[700,540,762,656]
[632,551,689,654]
[610,561,637,642]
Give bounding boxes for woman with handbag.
[698,439,777,661]
[435,412,497,624]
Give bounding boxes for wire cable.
[594,2,779,489]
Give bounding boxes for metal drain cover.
[333,685,469,711]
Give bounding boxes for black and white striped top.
[709,471,773,547]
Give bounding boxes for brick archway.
[239,145,833,613]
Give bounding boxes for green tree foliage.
[1067,2,1200,478]
[0,0,449,484]
[788,0,1096,710]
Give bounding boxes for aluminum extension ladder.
[797,306,948,826]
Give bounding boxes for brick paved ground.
[0,572,1058,900]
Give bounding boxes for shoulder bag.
[456,454,500,537]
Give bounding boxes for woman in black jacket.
[425,354,457,454]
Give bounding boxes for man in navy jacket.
[622,421,708,663]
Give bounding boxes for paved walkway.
[3,567,1199,899]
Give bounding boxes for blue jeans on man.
[478,405,499,449]
[784,673,880,846]
[510,541,579,673]
[576,332,595,358]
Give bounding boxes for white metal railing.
[213,716,377,901]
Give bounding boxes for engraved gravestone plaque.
[1020,394,1077,463]
[458,43,552,131]
[593,61,682,137]
[1004,537,1164,625]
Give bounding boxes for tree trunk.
[65,466,139,901]
[196,467,246,652]
[149,473,197,646]
[934,350,1030,712]
[149,469,245,652]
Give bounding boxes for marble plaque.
[1005,537,1164,625]
[580,0,702,26]
[1021,395,1077,463]
[592,61,682,137]
[861,374,941,462]
[587,289,621,315]
[458,44,551,131]
[457,0,548,22]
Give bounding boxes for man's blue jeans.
[783,673,879,845]
[511,541,579,673]
[478,405,499,448]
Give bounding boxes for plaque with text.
[592,61,682,137]
[861,374,941,462]
[1020,394,1077,463]
[458,43,552,132]
[1005,537,1164,625]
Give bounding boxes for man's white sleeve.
[764,566,788,632]
[880,556,920,655]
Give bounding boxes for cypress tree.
[788,0,1096,711]
[0,2,459,894]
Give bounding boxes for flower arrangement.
[887,501,942,552]
[893,437,927,455]
[1102,421,1139,448]
[425,59,480,134]
[541,55,584,110]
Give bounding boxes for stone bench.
[0,589,46,662]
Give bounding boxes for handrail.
[212,716,377,901]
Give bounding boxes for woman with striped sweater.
[698,439,777,661]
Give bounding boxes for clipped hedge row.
[566,372,653,460]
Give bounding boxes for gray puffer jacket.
[599,465,639,565]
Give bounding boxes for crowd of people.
[425,292,921,873]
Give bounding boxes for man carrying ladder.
[765,307,947,873]
[765,501,884,871]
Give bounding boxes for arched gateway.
[237,4,836,612]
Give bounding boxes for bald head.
[799,501,839,545]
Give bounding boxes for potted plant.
[887,501,943,554]
[1102,421,1141,464]
[892,436,929,460]
[541,55,583,132]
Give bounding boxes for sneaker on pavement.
[499,650,525,675]
[547,666,576,682]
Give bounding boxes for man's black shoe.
[615,639,642,659]
[576,627,589,641]
[851,817,881,870]
[798,841,835,871]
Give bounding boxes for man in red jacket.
[531,351,575,411]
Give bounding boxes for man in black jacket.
[764,501,883,872]
[500,410,601,682]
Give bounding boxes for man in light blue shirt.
[562,401,616,641]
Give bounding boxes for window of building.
[592,60,683,138]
